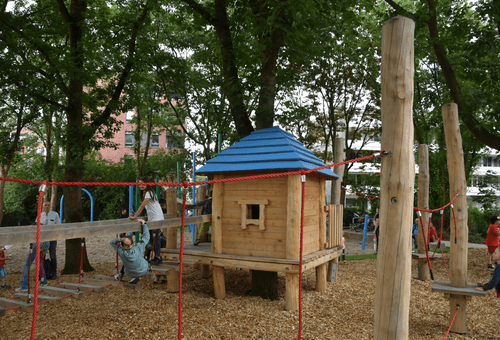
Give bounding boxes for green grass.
[345,253,378,261]
[345,246,457,262]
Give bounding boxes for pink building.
[98,109,182,163]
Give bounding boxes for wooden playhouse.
[163,126,343,310]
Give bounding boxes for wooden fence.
[325,204,343,249]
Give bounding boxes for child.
[194,189,213,246]
[110,219,149,283]
[475,247,500,296]
[0,246,12,288]
[339,235,347,264]
[486,215,500,269]
[129,176,164,265]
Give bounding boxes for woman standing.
[129,176,164,265]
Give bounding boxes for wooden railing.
[325,205,343,249]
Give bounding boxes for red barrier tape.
[6,307,22,311]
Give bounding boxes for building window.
[125,131,160,148]
[483,157,492,167]
[151,134,160,148]
[166,134,182,149]
[125,110,135,123]
[125,131,134,147]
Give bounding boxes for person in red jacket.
[428,225,438,243]
[486,215,500,269]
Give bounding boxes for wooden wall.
[221,175,288,258]
[303,174,321,256]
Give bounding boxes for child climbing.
[129,176,165,265]
[110,219,150,283]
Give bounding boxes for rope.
[417,213,434,280]
[298,171,306,339]
[444,304,460,340]
[413,194,459,213]
[178,182,188,340]
[451,204,457,244]
[30,182,46,340]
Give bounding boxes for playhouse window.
[238,199,269,231]
[248,205,260,219]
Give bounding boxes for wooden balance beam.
[0,215,211,245]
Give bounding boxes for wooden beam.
[14,293,62,304]
[443,103,469,334]
[212,174,224,254]
[0,297,33,312]
[0,215,211,245]
[374,16,415,340]
[58,282,105,293]
[417,144,431,280]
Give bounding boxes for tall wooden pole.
[374,16,415,340]
[327,137,344,282]
[442,103,468,333]
[417,144,431,280]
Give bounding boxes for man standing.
[38,201,61,280]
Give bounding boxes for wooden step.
[38,286,83,299]
[81,278,120,287]
[14,293,62,305]
[0,297,33,312]
[58,282,105,293]
[0,307,5,317]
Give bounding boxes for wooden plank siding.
[302,175,320,256]
[326,205,343,249]
[221,176,288,258]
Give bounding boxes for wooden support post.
[443,103,469,333]
[213,265,225,299]
[319,177,326,250]
[285,174,301,311]
[328,257,338,283]
[316,263,327,292]
[327,137,344,280]
[196,185,208,243]
[201,264,211,279]
[166,187,179,292]
[212,174,224,254]
[285,273,299,311]
[374,16,415,340]
[417,144,431,281]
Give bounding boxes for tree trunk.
[0,166,10,225]
[249,270,278,300]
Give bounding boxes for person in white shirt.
[129,177,165,265]
[37,201,61,280]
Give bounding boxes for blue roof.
[196,126,338,179]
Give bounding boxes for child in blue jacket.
[110,219,150,283]
[475,248,500,297]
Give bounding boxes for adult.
[15,218,49,292]
[129,176,164,265]
[373,207,380,252]
[37,200,61,280]
[486,215,500,269]
[194,189,213,246]
[119,209,128,219]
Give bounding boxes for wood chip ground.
[1,237,499,339]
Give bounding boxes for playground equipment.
[160,126,343,311]
[59,188,94,222]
